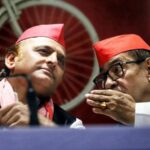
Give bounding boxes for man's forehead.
[20,37,63,47]
[18,37,66,54]
[103,52,132,68]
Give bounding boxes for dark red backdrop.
[0,0,150,125]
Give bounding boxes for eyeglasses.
[93,59,145,89]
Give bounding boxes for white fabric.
[0,79,54,119]
[0,79,84,128]
[70,118,85,129]
[135,102,150,126]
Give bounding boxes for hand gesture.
[85,89,135,125]
[0,102,55,127]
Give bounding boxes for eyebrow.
[34,46,65,56]
[34,46,55,51]
[108,58,123,66]
[99,57,125,74]
[99,58,122,73]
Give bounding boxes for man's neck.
[37,95,51,108]
[7,77,28,104]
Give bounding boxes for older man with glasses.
[85,34,150,126]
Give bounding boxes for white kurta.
[135,102,150,126]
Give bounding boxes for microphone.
[0,74,39,126]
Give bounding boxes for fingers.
[90,90,135,102]
[0,103,16,118]
[87,99,116,110]
[90,89,119,96]
[0,103,17,125]
[6,112,20,126]
[85,92,116,110]
[85,89,134,109]
[85,89,135,125]
[0,102,29,126]
[86,99,107,109]
[92,107,114,119]
[85,93,110,102]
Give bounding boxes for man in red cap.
[0,24,84,128]
[86,34,150,126]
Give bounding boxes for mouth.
[40,68,55,80]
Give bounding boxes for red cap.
[93,34,150,67]
[16,24,65,47]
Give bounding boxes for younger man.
[0,24,84,128]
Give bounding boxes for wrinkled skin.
[86,89,135,125]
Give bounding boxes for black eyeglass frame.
[93,59,146,89]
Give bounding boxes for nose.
[104,76,118,89]
[46,52,58,68]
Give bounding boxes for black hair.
[127,49,150,60]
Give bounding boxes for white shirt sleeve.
[70,118,85,129]
[135,102,150,126]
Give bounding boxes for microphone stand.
[0,74,39,126]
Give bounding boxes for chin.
[31,73,59,96]
[32,73,54,84]
[35,86,54,97]
[33,82,56,96]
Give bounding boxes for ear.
[145,57,150,81]
[145,57,150,70]
[5,51,17,70]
